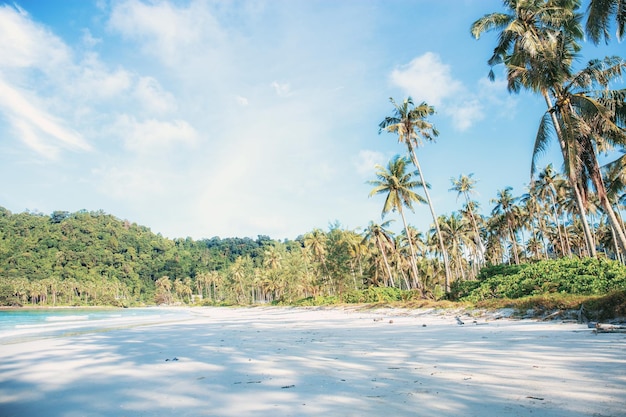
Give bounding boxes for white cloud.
[81,28,101,48]
[108,0,224,67]
[391,52,491,132]
[390,52,462,107]
[75,53,132,100]
[0,4,70,70]
[0,77,91,154]
[115,115,198,153]
[11,117,60,159]
[236,95,249,106]
[448,99,485,131]
[477,77,519,119]
[133,76,177,114]
[271,81,292,97]
[354,150,386,177]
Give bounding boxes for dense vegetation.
[1,1,625,313]
[1,206,625,314]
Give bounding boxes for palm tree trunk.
[507,222,520,264]
[542,90,597,256]
[375,238,395,287]
[397,205,421,291]
[464,192,485,267]
[549,188,568,256]
[585,146,626,254]
[614,204,626,263]
[407,145,452,291]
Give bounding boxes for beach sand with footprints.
[1,306,625,417]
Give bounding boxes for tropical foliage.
[1,0,625,309]
[451,257,626,302]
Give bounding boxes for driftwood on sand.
[594,323,626,333]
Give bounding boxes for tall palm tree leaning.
[533,57,626,254]
[379,97,452,292]
[368,155,426,291]
[470,0,598,256]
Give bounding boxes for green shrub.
[457,258,626,302]
[476,263,528,281]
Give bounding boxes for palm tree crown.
[368,155,425,217]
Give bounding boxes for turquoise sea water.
[0,307,190,343]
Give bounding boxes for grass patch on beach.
[468,290,626,321]
[289,289,626,321]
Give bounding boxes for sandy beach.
[0,307,624,417]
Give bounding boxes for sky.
[0,0,623,241]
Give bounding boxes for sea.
[0,307,191,344]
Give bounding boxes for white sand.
[0,307,624,417]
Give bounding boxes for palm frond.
[532,112,556,177]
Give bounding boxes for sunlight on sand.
[0,307,624,417]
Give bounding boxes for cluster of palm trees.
[366,0,625,294]
[1,276,130,306]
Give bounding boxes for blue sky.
[0,0,623,240]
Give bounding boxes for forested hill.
[0,206,292,306]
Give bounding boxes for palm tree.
[603,151,626,261]
[362,221,396,287]
[369,155,426,290]
[533,57,626,253]
[341,230,368,287]
[585,0,625,44]
[263,245,283,271]
[229,256,252,303]
[437,213,473,281]
[450,174,486,265]
[471,0,599,256]
[379,97,452,291]
[491,187,522,264]
[304,228,334,294]
[155,276,172,304]
[520,183,549,259]
[485,214,508,264]
[534,165,569,256]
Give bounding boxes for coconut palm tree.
[533,57,626,253]
[485,214,509,264]
[362,221,396,287]
[585,0,625,44]
[341,230,368,287]
[450,174,486,265]
[534,165,569,256]
[304,228,334,294]
[519,186,546,259]
[155,276,172,304]
[471,0,599,255]
[437,213,473,281]
[369,155,426,290]
[379,97,452,291]
[229,256,252,303]
[491,187,522,264]
[603,151,626,262]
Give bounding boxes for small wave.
[45,315,89,322]
[14,323,50,329]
